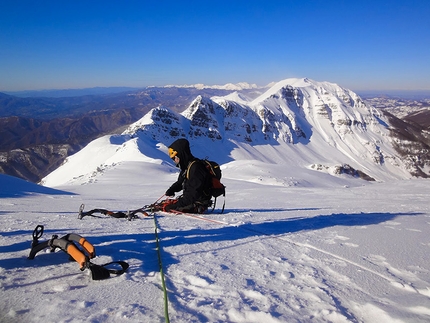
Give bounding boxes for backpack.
[201,159,225,198]
[187,159,226,212]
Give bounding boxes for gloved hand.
[165,187,175,197]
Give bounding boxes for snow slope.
[1,162,430,323]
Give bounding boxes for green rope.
[153,213,170,323]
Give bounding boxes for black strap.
[102,261,130,275]
[207,196,225,214]
[88,261,129,280]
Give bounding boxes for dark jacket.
[167,139,212,209]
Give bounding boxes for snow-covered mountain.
[42,78,419,187]
[162,81,261,91]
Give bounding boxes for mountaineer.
[164,138,218,213]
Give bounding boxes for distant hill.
[357,90,430,100]
[3,87,141,98]
[0,87,246,119]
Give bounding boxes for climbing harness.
[28,225,129,280]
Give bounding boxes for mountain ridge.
[42,78,425,187]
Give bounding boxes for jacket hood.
[168,138,195,170]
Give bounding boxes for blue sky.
[1,0,429,92]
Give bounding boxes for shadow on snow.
[0,211,423,287]
[158,211,423,250]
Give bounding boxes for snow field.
[1,160,430,322]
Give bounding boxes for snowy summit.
[1,78,430,323]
